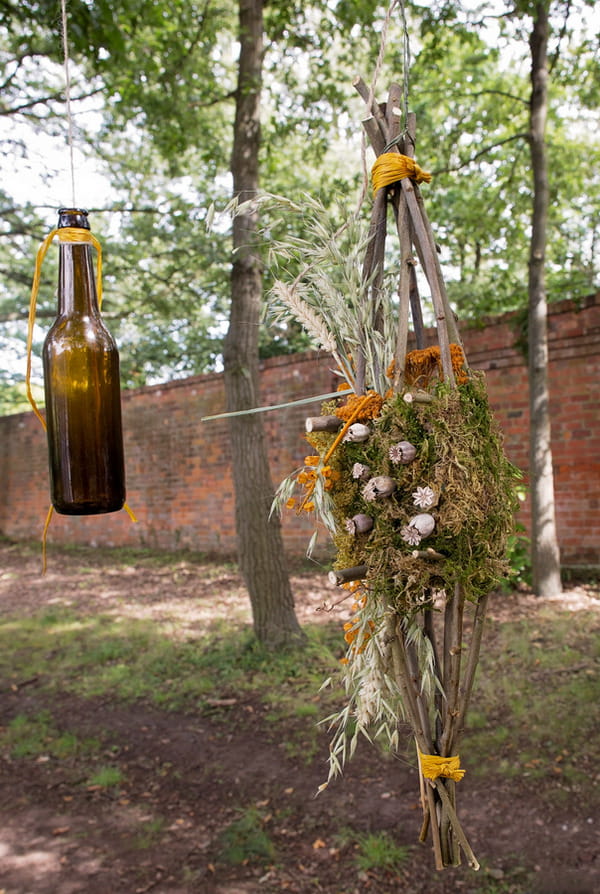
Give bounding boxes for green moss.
[316,374,520,614]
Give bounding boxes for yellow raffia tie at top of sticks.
[372,151,432,195]
[418,750,466,782]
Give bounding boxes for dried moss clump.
[322,373,520,614]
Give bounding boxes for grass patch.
[0,604,343,721]
[1,710,98,760]
[2,545,599,818]
[87,765,124,788]
[134,817,167,849]
[464,609,600,804]
[217,806,276,866]
[353,830,410,872]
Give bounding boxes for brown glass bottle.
[42,208,125,514]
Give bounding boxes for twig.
[440,583,466,758]
[433,778,480,870]
[400,179,456,386]
[456,592,490,737]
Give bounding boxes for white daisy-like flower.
[401,524,422,546]
[412,486,436,509]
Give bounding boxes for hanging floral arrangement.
[232,79,520,870]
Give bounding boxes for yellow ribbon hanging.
[418,750,466,782]
[372,151,432,195]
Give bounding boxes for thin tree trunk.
[222,0,305,647]
[527,2,562,597]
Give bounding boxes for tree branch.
[434,132,529,175]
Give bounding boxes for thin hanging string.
[356,0,400,215]
[60,0,77,206]
[399,0,410,136]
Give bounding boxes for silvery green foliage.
[227,191,396,396]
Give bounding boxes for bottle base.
[52,500,125,516]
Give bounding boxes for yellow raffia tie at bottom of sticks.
[372,151,432,194]
[418,750,466,783]
[26,225,137,574]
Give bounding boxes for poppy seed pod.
[345,513,374,535]
[409,513,436,538]
[388,440,417,464]
[362,475,396,502]
[352,462,371,481]
[343,423,371,443]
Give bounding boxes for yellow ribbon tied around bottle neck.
[372,151,432,195]
[418,750,466,782]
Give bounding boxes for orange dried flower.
[335,390,384,422]
[404,343,468,387]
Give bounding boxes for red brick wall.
[1,294,598,567]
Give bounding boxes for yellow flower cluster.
[404,343,468,387]
[335,390,385,422]
[386,343,468,386]
[341,617,375,658]
[285,456,341,513]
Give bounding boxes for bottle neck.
[57,242,100,317]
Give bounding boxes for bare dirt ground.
[0,539,599,894]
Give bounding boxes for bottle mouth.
[58,208,90,230]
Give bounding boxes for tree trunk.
[222,0,305,647]
[527,2,562,597]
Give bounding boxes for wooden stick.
[426,784,445,871]
[384,83,403,144]
[411,182,464,353]
[403,389,433,404]
[400,113,426,350]
[411,548,445,560]
[328,565,368,585]
[433,779,480,870]
[400,178,456,387]
[404,634,435,752]
[356,186,388,394]
[361,115,386,157]
[353,76,388,145]
[455,592,490,737]
[440,583,466,757]
[416,741,429,838]
[423,606,444,744]
[387,617,444,871]
[393,186,412,391]
[383,124,412,390]
[387,619,430,753]
[409,262,426,350]
[305,415,342,433]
